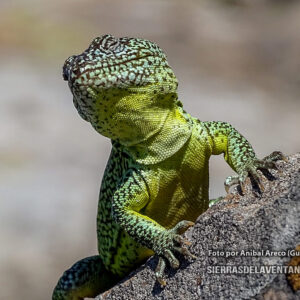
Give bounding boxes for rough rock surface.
[96,153,300,300]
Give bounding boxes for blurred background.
[0,0,299,299]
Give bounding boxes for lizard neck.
[88,86,193,164]
[123,106,193,164]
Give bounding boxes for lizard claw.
[262,151,287,163]
[172,220,194,234]
[173,235,192,246]
[224,175,241,194]
[153,220,196,285]
[240,181,246,194]
[174,246,197,259]
[183,240,192,246]
[155,257,167,286]
[164,249,180,269]
[225,151,286,195]
[225,185,230,194]
[282,156,288,163]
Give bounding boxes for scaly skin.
[53,34,285,299]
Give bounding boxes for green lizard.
[53,34,284,299]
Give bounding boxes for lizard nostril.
[62,55,77,81]
[62,67,69,81]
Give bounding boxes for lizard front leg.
[203,121,286,193]
[112,169,195,286]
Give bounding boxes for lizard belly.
[98,126,210,276]
[142,130,210,229]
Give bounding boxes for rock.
[96,153,300,300]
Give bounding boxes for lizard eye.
[89,34,124,54]
[101,35,119,50]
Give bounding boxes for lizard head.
[63,34,178,121]
[62,35,182,143]
[63,34,177,89]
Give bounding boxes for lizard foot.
[224,151,287,194]
[154,220,196,286]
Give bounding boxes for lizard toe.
[164,249,180,269]
[155,257,167,287]
[172,220,194,235]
